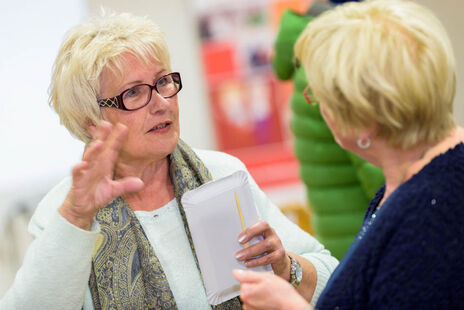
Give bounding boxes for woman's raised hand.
[58,121,144,230]
[235,220,291,280]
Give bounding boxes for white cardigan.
[0,149,338,310]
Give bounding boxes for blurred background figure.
[273,0,384,260]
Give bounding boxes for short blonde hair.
[295,0,456,149]
[49,12,171,143]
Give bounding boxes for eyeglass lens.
[122,73,180,110]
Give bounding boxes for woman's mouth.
[148,122,171,133]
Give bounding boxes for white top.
[0,149,338,310]
[135,200,211,309]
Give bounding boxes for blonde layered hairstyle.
[49,12,171,143]
[295,0,456,149]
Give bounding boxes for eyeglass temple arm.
[98,96,120,109]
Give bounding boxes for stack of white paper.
[181,170,273,305]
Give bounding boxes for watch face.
[295,263,303,282]
[290,256,302,287]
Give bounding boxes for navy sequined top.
[316,143,464,309]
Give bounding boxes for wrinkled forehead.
[98,52,165,97]
[107,50,164,77]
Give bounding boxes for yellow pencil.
[235,190,250,248]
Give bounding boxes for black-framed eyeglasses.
[98,72,182,111]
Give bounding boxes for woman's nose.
[147,91,170,114]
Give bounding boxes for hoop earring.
[357,138,371,149]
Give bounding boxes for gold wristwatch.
[289,255,303,288]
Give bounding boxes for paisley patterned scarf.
[89,139,242,309]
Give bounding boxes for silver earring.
[357,138,371,149]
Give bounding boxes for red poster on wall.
[197,1,303,189]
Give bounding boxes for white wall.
[417,0,464,125]
[0,0,87,195]
[0,0,88,296]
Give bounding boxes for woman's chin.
[121,138,179,164]
[146,131,179,152]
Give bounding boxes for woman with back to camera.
[0,12,338,310]
[234,0,464,309]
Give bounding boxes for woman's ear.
[358,123,378,141]
[84,118,97,139]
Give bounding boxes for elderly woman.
[0,12,338,310]
[234,0,464,309]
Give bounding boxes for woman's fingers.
[236,220,289,277]
[234,271,280,310]
[110,177,144,198]
[82,120,111,161]
[235,270,312,310]
[243,249,286,268]
[81,122,127,177]
[71,161,89,176]
[105,123,127,152]
[94,120,112,141]
[81,120,112,163]
[89,177,144,209]
[82,140,104,163]
[242,303,260,310]
[234,271,266,308]
[100,123,127,164]
[83,121,126,162]
[238,220,270,244]
[233,269,267,283]
[236,221,284,262]
[61,122,137,230]
[236,235,278,261]
[70,122,130,209]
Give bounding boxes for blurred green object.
[273,9,384,259]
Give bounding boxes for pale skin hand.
[235,221,318,301]
[233,269,312,310]
[58,121,144,230]
[235,220,291,280]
